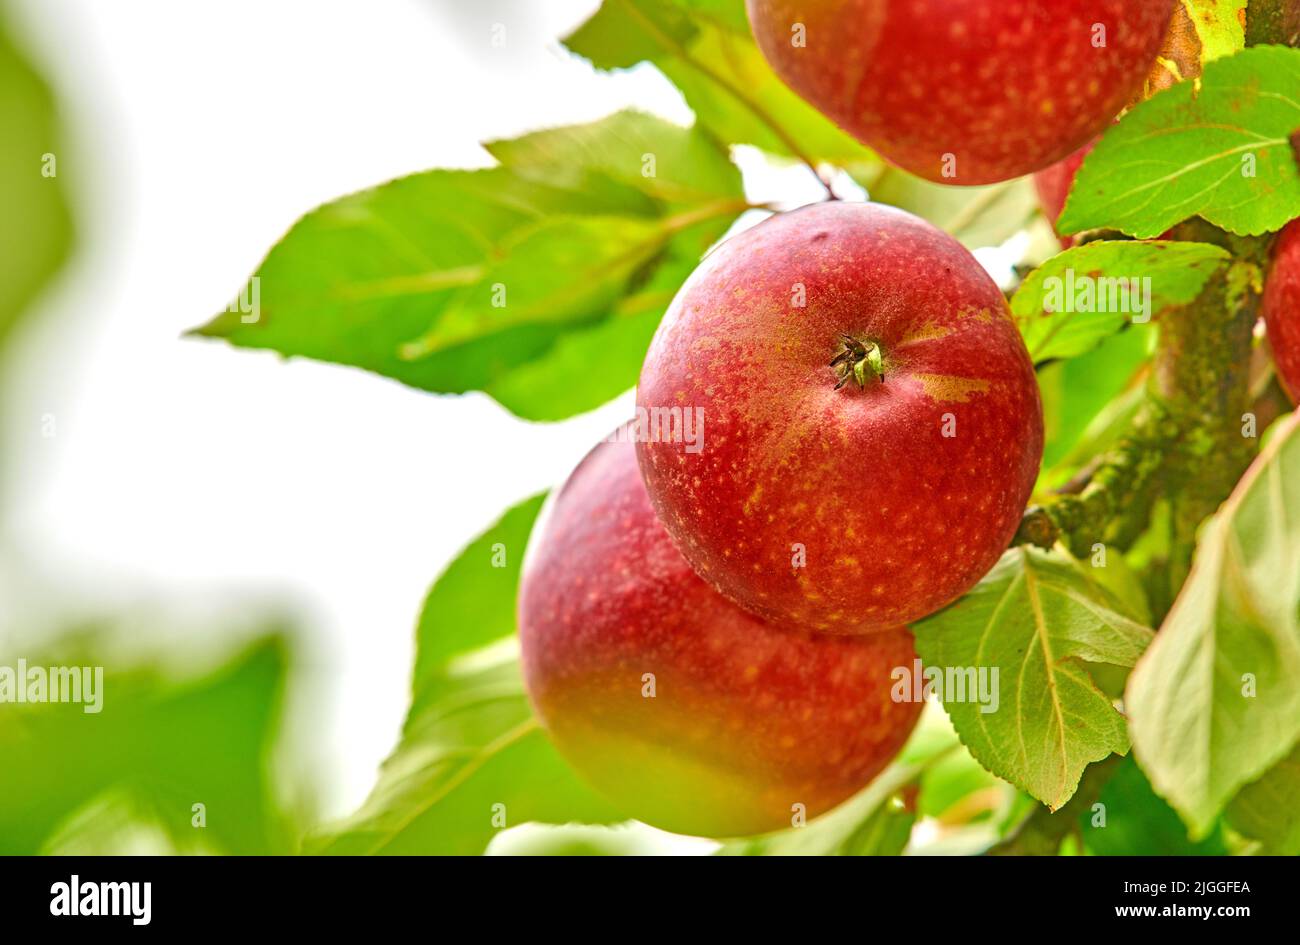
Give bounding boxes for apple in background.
[1034,141,1096,248]
[636,201,1043,634]
[1264,219,1300,403]
[1034,138,1177,245]
[746,0,1174,184]
[519,433,922,838]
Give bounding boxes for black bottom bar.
[0,854,1288,931]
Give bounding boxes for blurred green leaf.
[1082,549,1154,634]
[852,166,1039,249]
[0,5,74,347]
[1059,46,1300,238]
[565,0,872,163]
[307,652,620,855]
[563,0,697,69]
[676,0,752,32]
[1038,326,1152,484]
[42,790,201,855]
[1127,412,1300,837]
[918,742,1004,823]
[1082,756,1228,855]
[485,822,673,856]
[412,492,544,695]
[310,497,622,855]
[193,111,744,421]
[1040,324,1154,475]
[912,548,1153,811]
[1226,742,1300,854]
[1012,241,1230,362]
[0,634,292,855]
[909,712,1030,854]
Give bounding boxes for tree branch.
[1245,0,1300,47]
[1002,3,1299,851]
[613,0,837,199]
[1014,223,1271,603]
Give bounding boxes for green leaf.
[912,548,1154,811]
[1011,241,1230,362]
[1181,0,1247,63]
[852,165,1040,249]
[193,164,644,366]
[674,0,753,34]
[563,0,697,70]
[1082,756,1228,855]
[1058,45,1300,238]
[908,709,1024,849]
[1038,325,1152,479]
[397,214,671,358]
[412,493,545,697]
[310,496,622,855]
[485,822,674,856]
[485,108,741,207]
[0,9,74,347]
[1226,742,1300,854]
[192,111,745,421]
[0,633,292,855]
[916,744,1002,823]
[565,0,872,163]
[307,651,620,856]
[1126,412,1300,837]
[484,302,662,421]
[483,255,688,420]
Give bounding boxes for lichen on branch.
[1015,222,1272,613]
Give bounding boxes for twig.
[613,0,836,200]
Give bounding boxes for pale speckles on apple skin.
[896,321,956,346]
[636,201,1044,634]
[746,0,1175,184]
[912,373,992,403]
[519,432,921,836]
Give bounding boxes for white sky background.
[1,0,1009,823]
[2,0,732,819]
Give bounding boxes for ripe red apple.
[746,0,1173,184]
[636,201,1043,634]
[519,432,922,837]
[1264,219,1300,403]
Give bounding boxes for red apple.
[746,0,1174,184]
[1264,219,1300,403]
[519,432,922,837]
[636,201,1043,633]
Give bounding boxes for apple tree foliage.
[0,8,73,352]
[195,0,1300,854]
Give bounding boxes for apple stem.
[830,334,885,390]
